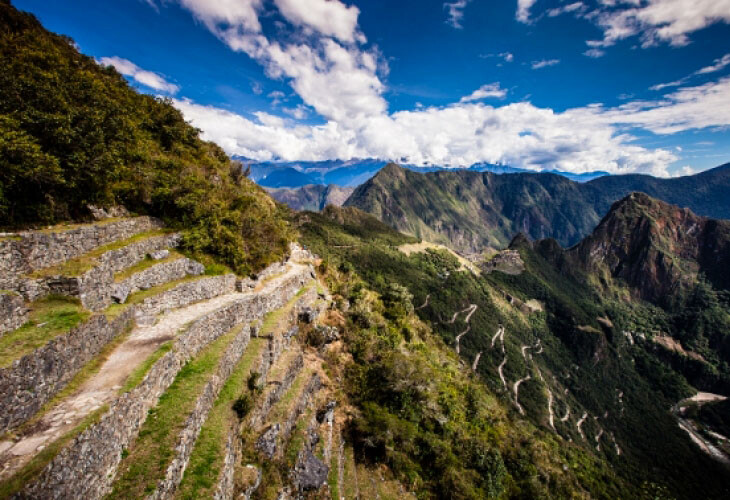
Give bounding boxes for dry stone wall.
[134,274,236,325]
[0,308,135,434]
[19,265,312,500]
[0,293,28,337]
[0,217,163,290]
[150,324,253,500]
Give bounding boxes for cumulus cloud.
[444,1,471,29]
[586,0,730,48]
[697,53,730,74]
[99,56,179,93]
[460,83,507,102]
[516,0,537,23]
[531,58,560,69]
[167,0,730,177]
[548,2,585,18]
[272,0,364,43]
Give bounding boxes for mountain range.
[343,162,730,253]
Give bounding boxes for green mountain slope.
[344,162,730,254]
[266,184,354,211]
[299,204,730,500]
[0,1,293,274]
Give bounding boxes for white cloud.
[587,0,730,48]
[584,48,605,58]
[444,0,471,29]
[548,2,585,17]
[516,0,537,23]
[272,0,364,44]
[480,52,514,63]
[649,78,685,91]
[169,0,730,177]
[179,0,263,34]
[697,53,730,74]
[282,104,309,119]
[460,83,507,102]
[99,56,179,93]
[531,58,560,69]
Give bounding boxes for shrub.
[232,394,253,419]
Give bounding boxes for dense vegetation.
[0,1,293,274]
[315,252,627,499]
[298,205,730,499]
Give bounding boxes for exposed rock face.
[292,449,328,491]
[571,193,730,303]
[256,424,281,458]
[0,293,27,337]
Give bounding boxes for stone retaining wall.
[0,217,163,287]
[134,274,236,325]
[19,265,312,499]
[0,293,28,337]
[150,324,253,500]
[96,258,204,311]
[0,308,136,434]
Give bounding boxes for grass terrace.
[108,323,247,499]
[0,295,89,368]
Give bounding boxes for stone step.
[0,217,164,296]
[13,263,313,499]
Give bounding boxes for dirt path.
[471,352,482,371]
[415,294,430,311]
[534,365,555,431]
[513,375,531,415]
[594,425,604,451]
[454,305,477,354]
[497,357,508,391]
[673,391,730,465]
[576,412,588,441]
[491,325,504,350]
[446,304,477,324]
[0,262,307,481]
[560,405,571,422]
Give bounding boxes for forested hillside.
[0,1,293,274]
[298,205,730,500]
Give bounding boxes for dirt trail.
[497,357,508,391]
[560,405,571,422]
[415,294,430,311]
[446,304,477,324]
[595,425,604,451]
[0,262,308,481]
[492,325,508,391]
[534,365,555,431]
[576,412,588,441]
[471,352,482,371]
[454,305,477,354]
[491,325,505,350]
[513,375,531,415]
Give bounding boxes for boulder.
[293,449,329,491]
[149,249,169,260]
[256,424,280,458]
[110,283,131,304]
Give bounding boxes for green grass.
[175,337,267,500]
[113,251,184,283]
[0,295,90,368]
[28,230,171,278]
[266,369,310,424]
[0,405,107,499]
[119,342,173,394]
[107,323,245,499]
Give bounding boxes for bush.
[232,394,253,419]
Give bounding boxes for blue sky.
[14,0,730,176]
